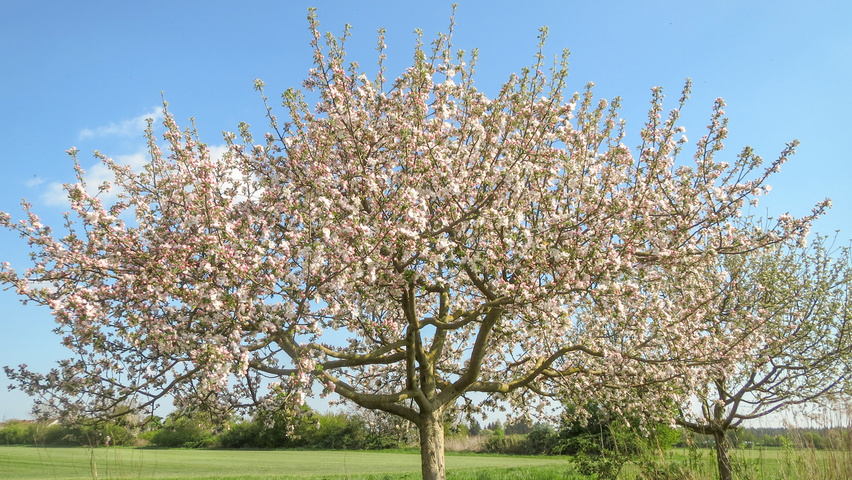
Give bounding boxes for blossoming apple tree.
[1,10,827,480]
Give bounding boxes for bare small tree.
[677,237,852,480]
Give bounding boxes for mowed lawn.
[0,447,572,480]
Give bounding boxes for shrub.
[0,420,36,445]
[523,423,559,455]
[482,434,527,455]
[307,413,368,449]
[217,420,262,448]
[150,416,215,448]
[100,423,136,446]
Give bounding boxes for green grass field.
[618,446,852,480]
[0,447,575,480]
[5,445,852,480]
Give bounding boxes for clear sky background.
[1,1,850,422]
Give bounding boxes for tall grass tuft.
[445,435,487,453]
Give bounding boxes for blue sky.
[1,1,850,421]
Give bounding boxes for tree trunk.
[418,410,446,480]
[713,429,733,480]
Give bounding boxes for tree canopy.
[0,9,827,480]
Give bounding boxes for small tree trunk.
[713,429,733,480]
[419,410,446,480]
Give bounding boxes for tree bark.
[418,410,446,480]
[713,429,733,480]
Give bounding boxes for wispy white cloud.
[25,177,45,188]
[78,107,163,141]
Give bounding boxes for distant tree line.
[682,426,852,451]
[3,408,849,456]
[0,417,138,447]
[0,407,415,450]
